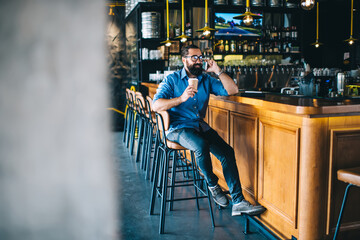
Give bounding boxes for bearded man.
[152,44,265,216]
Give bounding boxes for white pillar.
[0,1,118,240]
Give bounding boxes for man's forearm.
[152,97,183,112]
[218,72,239,95]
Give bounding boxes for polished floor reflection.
[113,132,268,240]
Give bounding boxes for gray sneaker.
[232,200,266,216]
[208,185,229,207]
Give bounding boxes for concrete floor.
[113,132,269,240]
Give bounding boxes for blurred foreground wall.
[0,1,118,239]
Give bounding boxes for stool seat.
[337,167,360,186]
[333,166,360,239]
[166,140,187,150]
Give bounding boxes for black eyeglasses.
[184,55,204,62]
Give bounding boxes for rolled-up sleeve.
[153,76,174,103]
[209,76,229,96]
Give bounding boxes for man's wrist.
[215,70,223,77]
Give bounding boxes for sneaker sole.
[232,208,266,216]
[212,198,229,208]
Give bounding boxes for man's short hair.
[181,44,201,58]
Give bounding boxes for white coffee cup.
[188,78,198,90]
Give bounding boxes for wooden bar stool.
[149,110,215,234]
[333,167,360,240]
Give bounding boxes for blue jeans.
[167,127,244,204]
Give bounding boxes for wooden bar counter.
[142,82,360,239]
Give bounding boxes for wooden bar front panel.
[258,119,300,238]
[230,112,258,205]
[208,106,229,187]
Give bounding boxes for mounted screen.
[214,12,263,39]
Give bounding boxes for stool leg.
[204,180,215,228]
[145,124,153,180]
[333,183,353,240]
[129,113,138,156]
[169,150,177,211]
[135,116,144,162]
[160,150,170,234]
[149,146,164,215]
[122,106,128,143]
[141,119,149,170]
[190,151,200,210]
[125,109,132,148]
[150,132,160,182]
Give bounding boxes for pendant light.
[176,0,190,42]
[311,2,322,48]
[195,0,215,37]
[161,0,172,47]
[300,0,315,11]
[344,0,357,45]
[233,0,262,27]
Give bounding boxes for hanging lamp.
[344,0,357,45]
[300,0,315,11]
[233,0,262,26]
[161,0,172,47]
[195,0,215,37]
[176,0,190,42]
[311,2,322,48]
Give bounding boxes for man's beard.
[188,63,203,76]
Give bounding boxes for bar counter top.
[142,82,360,116]
[211,93,360,116]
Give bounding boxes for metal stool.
[333,167,360,240]
[134,93,148,163]
[149,110,215,234]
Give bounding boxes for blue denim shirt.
[153,68,229,134]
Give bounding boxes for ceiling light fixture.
[195,0,215,38]
[311,2,322,48]
[233,0,262,27]
[176,0,190,43]
[344,0,358,45]
[300,0,315,11]
[161,0,172,47]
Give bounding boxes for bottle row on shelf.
[214,0,298,8]
[214,39,300,54]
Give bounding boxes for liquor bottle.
[281,27,286,40]
[293,26,298,41]
[169,23,174,38]
[268,42,273,53]
[174,22,181,37]
[225,40,229,53]
[185,22,192,37]
[285,42,290,53]
[265,26,271,40]
[258,41,263,53]
[230,40,236,53]
[219,40,225,53]
[250,41,255,53]
[243,40,248,53]
[237,40,243,53]
[285,27,290,41]
[273,42,279,53]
